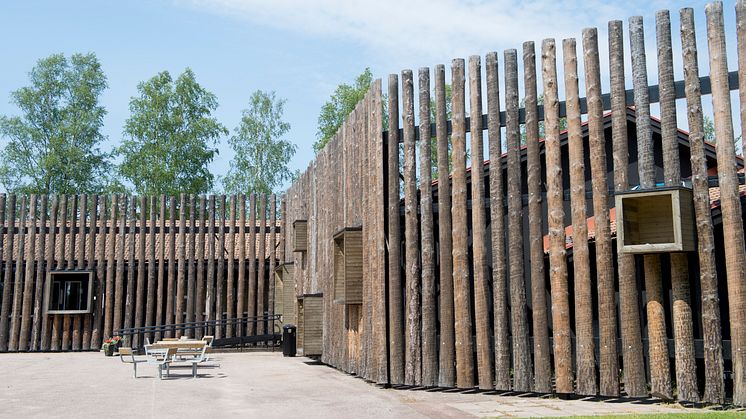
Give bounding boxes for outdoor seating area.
[115,336,216,379]
[0,351,706,418]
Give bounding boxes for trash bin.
[282,324,296,357]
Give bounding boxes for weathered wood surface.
[631,14,672,400]
[402,69,421,385]
[506,50,531,392]
[486,52,511,391]
[523,43,550,393]
[435,63,456,388]
[451,58,475,389]
[681,7,724,404]
[583,28,618,397]
[657,9,697,403]
[608,20,646,398]
[387,73,404,385]
[418,67,437,388]
[564,38,597,396]
[707,2,746,405]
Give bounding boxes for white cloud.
[182,0,684,65]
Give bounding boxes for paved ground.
[0,351,714,418]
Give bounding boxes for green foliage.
[314,68,373,153]
[0,53,113,194]
[223,90,297,195]
[116,68,227,196]
[520,94,567,144]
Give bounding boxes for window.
[46,271,94,314]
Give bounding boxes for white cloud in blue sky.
[0,0,735,193]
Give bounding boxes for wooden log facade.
[0,194,280,351]
[281,2,746,404]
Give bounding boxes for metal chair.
[144,346,176,380]
[118,347,147,378]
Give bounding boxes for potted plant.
[102,336,122,356]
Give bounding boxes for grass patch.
[546,413,744,419]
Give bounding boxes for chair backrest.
[118,347,135,363]
[166,347,178,360]
[202,336,214,347]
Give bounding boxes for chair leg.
[192,363,197,379]
[158,365,162,380]
[133,363,137,378]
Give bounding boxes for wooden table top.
[151,340,206,349]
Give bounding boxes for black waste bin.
[282,324,296,357]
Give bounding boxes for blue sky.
[0,0,729,192]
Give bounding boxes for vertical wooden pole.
[566,37,597,396]
[31,195,47,350]
[186,195,196,338]
[134,196,147,347]
[166,196,176,337]
[248,194,257,335]
[402,69,421,385]
[370,79,387,384]
[609,20,647,397]
[237,194,247,334]
[631,14,673,400]
[257,195,267,335]
[57,195,69,350]
[42,196,56,350]
[582,28,619,396]
[176,194,187,336]
[155,195,166,342]
[9,195,27,351]
[541,39,574,394]
[435,64,455,388]
[0,194,9,352]
[523,43,551,393]
[418,67,437,388]
[655,10,698,402]
[146,196,157,342]
[92,195,105,349]
[72,194,84,351]
[196,195,206,338]
[681,7,725,403]
[215,195,226,339]
[114,196,126,335]
[124,196,136,344]
[486,53,511,391]
[104,195,117,340]
[506,49,532,391]
[19,195,36,351]
[387,73,404,385]
[226,195,236,337]
[268,195,277,331]
[706,2,746,405]
[468,56,494,390]
[206,195,216,336]
[83,195,96,350]
[451,58,475,388]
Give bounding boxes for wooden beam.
[631,14,672,400]
[226,196,236,337]
[196,195,206,339]
[418,67,437,388]
[186,195,196,337]
[609,20,646,397]
[541,39,573,394]
[706,2,746,405]
[146,196,157,343]
[134,196,147,347]
[155,195,166,342]
[387,73,404,385]
[681,7,725,403]
[248,194,257,335]
[176,194,187,336]
[583,28,619,397]
[19,195,36,351]
[104,194,117,340]
[91,195,105,349]
[435,64,456,388]
[486,52,511,391]
[656,9,698,403]
[215,195,226,339]
[402,69,421,385]
[523,43,550,393]
[31,195,47,350]
[9,196,27,351]
[451,58,475,389]
[166,196,176,338]
[257,195,267,335]
[506,49,532,392]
